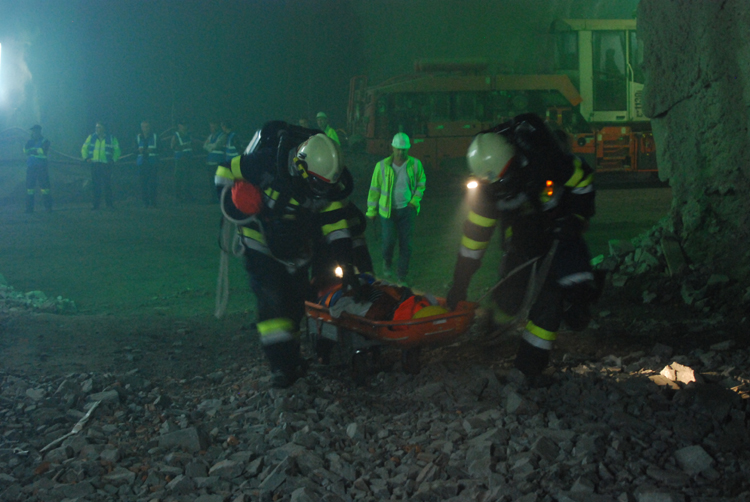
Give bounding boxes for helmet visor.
[245,129,262,155]
[307,172,335,197]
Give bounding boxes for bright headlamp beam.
[467,180,478,189]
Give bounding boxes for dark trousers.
[26,163,51,192]
[380,206,415,280]
[26,163,52,211]
[139,161,158,207]
[494,244,563,333]
[245,251,309,323]
[173,157,195,202]
[91,163,113,209]
[244,250,309,373]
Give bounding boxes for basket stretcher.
[304,299,477,378]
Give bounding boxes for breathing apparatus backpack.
[220,121,319,224]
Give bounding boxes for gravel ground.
[2,274,749,502]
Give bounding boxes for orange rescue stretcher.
[304,299,477,383]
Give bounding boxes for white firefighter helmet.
[296,133,343,194]
[391,132,411,149]
[466,133,516,182]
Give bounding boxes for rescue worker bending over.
[215,121,364,388]
[446,113,597,379]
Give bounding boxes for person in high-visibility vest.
[136,120,159,207]
[221,120,241,161]
[203,120,226,201]
[366,132,426,286]
[446,113,598,381]
[23,125,52,213]
[171,119,195,202]
[81,122,121,210]
[315,112,340,145]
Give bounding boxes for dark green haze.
[1,0,638,153]
[1,0,363,150]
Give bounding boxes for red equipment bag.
[231,180,263,215]
[391,295,432,330]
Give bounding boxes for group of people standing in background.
[77,119,243,210]
[22,119,247,212]
[23,113,349,213]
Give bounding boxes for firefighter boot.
[25,194,35,214]
[263,340,308,389]
[514,338,550,379]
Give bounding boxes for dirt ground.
[0,158,677,380]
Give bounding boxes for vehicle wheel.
[402,348,421,375]
[351,351,368,386]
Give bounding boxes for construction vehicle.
[347,19,656,172]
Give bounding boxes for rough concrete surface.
[638,0,750,278]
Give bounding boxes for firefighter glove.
[342,263,360,292]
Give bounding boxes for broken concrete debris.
[597,227,749,317]
[1,337,748,502]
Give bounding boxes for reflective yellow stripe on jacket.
[568,157,594,194]
[320,200,352,244]
[214,155,241,188]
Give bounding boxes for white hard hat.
[316,112,328,119]
[391,132,411,149]
[466,133,516,182]
[297,133,343,185]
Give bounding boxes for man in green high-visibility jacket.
[316,112,340,145]
[366,132,426,286]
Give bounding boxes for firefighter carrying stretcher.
[446,113,599,380]
[215,121,372,388]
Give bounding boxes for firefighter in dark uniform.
[24,125,52,213]
[446,113,597,379]
[215,121,367,388]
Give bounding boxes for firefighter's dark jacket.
[216,147,356,269]
[451,153,595,295]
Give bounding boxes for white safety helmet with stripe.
[466,133,516,183]
[295,133,343,196]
